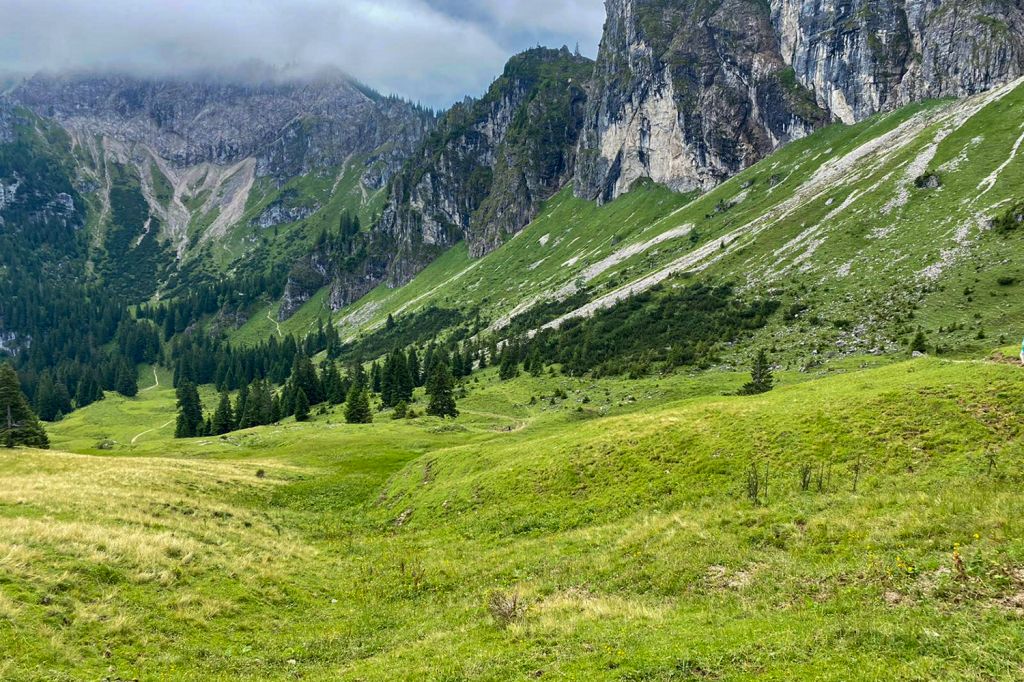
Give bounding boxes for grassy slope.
[7,353,1024,680]
[264,79,1024,369]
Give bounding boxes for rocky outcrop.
[375,47,593,281]
[576,0,828,203]
[253,201,319,230]
[577,0,1024,203]
[773,0,1024,124]
[10,74,434,257]
[12,74,432,182]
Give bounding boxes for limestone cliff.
[577,0,1024,203]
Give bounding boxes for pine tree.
[909,331,928,354]
[499,346,520,381]
[291,354,323,405]
[115,360,139,397]
[381,352,397,407]
[371,361,382,394]
[212,392,234,435]
[344,385,373,424]
[0,363,49,448]
[323,362,345,405]
[426,362,458,419]
[740,350,774,396]
[408,348,422,387]
[294,388,310,422]
[174,381,204,438]
[233,383,249,430]
[392,349,413,405]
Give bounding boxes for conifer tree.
[233,383,249,430]
[115,359,139,397]
[371,361,382,394]
[740,350,774,396]
[408,348,421,387]
[294,388,310,422]
[174,381,204,438]
[322,362,345,405]
[344,385,373,424]
[75,372,104,408]
[426,361,458,419]
[0,363,49,448]
[381,352,397,407]
[499,346,520,381]
[291,354,323,405]
[212,392,234,435]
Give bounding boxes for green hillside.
[3,70,1024,681]
[268,78,1024,370]
[3,354,1022,679]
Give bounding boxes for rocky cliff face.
[576,0,829,203]
[773,0,1024,123]
[13,74,431,183]
[277,48,593,318]
[10,74,433,254]
[578,0,1024,203]
[376,47,592,279]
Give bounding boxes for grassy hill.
[4,353,1024,680]
[4,76,1024,681]
[263,78,1024,370]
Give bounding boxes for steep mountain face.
[11,74,433,257]
[575,0,829,203]
[279,48,593,318]
[577,0,1024,203]
[773,0,1024,123]
[377,47,593,272]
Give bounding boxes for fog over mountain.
[0,0,605,107]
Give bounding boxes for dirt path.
[267,308,283,338]
[140,367,160,392]
[460,409,528,433]
[131,418,176,446]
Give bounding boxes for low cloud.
[0,0,605,107]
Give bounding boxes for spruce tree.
[174,381,204,438]
[498,346,520,381]
[381,353,397,407]
[344,385,373,424]
[212,392,234,435]
[0,363,49,448]
[115,360,139,397]
[740,350,774,396]
[426,362,458,419]
[323,362,345,405]
[371,361,382,394]
[393,349,413,405]
[294,388,310,422]
[408,348,421,387]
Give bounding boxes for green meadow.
[2,352,1023,680]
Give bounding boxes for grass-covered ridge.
[5,353,1024,679]
[283,78,1024,373]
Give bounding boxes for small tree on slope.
[739,350,774,396]
[174,381,204,439]
[426,362,459,419]
[344,386,373,424]
[0,363,49,448]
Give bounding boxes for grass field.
[5,353,1024,680]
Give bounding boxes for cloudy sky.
[0,0,606,107]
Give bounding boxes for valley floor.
[3,354,1024,680]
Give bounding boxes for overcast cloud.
[0,0,606,107]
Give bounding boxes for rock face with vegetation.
[376,47,593,277]
[10,73,434,257]
[772,0,1024,123]
[576,0,1024,203]
[575,0,829,203]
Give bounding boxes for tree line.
[174,345,462,438]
